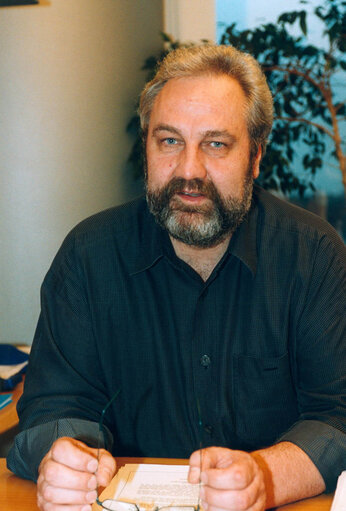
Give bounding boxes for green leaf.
[127,5,345,197]
[160,32,174,43]
[299,11,307,35]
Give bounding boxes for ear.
[252,146,262,179]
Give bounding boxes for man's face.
[145,74,261,247]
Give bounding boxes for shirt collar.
[227,195,258,276]
[129,204,167,275]
[130,195,258,277]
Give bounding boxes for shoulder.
[49,196,155,275]
[58,195,153,254]
[252,187,345,284]
[254,185,345,251]
[69,196,149,245]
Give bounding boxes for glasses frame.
[95,391,203,511]
[98,501,199,511]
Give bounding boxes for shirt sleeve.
[278,420,345,493]
[6,232,112,481]
[278,231,346,493]
[6,418,113,481]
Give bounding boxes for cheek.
[147,161,171,190]
[147,153,175,179]
[209,163,249,196]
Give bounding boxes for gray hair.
[139,44,273,157]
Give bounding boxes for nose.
[174,145,207,180]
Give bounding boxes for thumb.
[95,449,117,487]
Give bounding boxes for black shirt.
[7,186,346,491]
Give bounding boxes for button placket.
[191,283,217,445]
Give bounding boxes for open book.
[92,464,201,511]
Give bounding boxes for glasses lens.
[100,500,138,511]
[101,506,197,511]
[160,507,198,511]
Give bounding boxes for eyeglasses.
[95,391,203,511]
[98,502,199,511]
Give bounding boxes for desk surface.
[0,378,23,435]
[0,457,333,511]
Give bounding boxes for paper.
[0,345,30,379]
[93,464,201,511]
[331,471,346,511]
[0,360,28,379]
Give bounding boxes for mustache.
[160,177,219,200]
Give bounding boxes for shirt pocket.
[232,352,298,447]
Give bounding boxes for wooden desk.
[0,345,29,435]
[0,457,333,511]
[0,377,23,435]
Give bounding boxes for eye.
[163,137,178,145]
[209,141,225,148]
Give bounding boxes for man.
[8,45,345,511]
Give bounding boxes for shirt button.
[204,424,213,435]
[200,354,211,367]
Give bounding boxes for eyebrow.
[152,125,236,142]
[203,130,236,142]
[152,124,182,137]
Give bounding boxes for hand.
[37,436,116,511]
[188,447,266,511]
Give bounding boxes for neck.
[170,234,231,281]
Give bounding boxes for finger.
[96,450,116,487]
[190,447,235,481]
[201,447,236,471]
[188,450,204,483]
[37,494,93,511]
[39,458,97,491]
[201,495,266,511]
[202,497,266,511]
[202,459,255,490]
[189,448,213,484]
[189,449,202,468]
[196,449,257,490]
[39,481,97,506]
[188,465,201,484]
[200,473,262,510]
[51,438,98,473]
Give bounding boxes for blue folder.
[0,344,29,391]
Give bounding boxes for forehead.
[149,74,248,132]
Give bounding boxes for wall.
[163,0,215,42]
[0,0,163,344]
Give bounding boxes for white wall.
[163,0,215,42]
[0,0,163,344]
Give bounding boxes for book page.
[93,464,201,511]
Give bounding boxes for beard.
[146,169,254,248]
